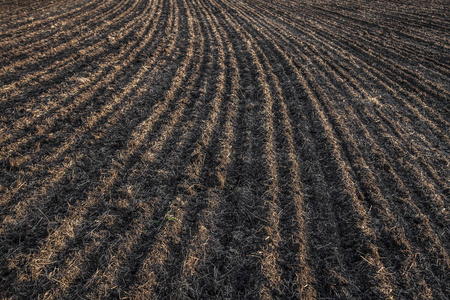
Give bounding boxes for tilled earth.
[0,0,449,298]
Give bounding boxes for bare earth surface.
[1,0,449,298]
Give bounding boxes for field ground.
[1,0,449,298]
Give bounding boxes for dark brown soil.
[1,0,449,298]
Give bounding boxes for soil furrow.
[0,0,163,153]
[0,0,95,33]
[241,0,450,131]
[1,0,200,291]
[0,0,168,215]
[0,0,119,56]
[0,0,143,104]
[1,0,449,298]
[210,0,397,297]
[0,0,140,81]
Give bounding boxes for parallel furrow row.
[1,0,449,298]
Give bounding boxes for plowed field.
[1,0,449,298]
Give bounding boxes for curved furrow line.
[209,0,345,297]
[0,0,58,19]
[243,0,450,103]
[0,0,90,31]
[250,48,283,300]
[283,0,450,53]
[234,12,448,295]
[298,38,450,161]
[170,8,266,298]
[304,29,450,149]
[300,42,450,179]
[208,0,323,297]
[372,44,450,81]
[1,0,176,257]
[0,1,140,111]
[102,57,215,298]
[375,108,450,211]
[1,0,449,298]
[0,0,166,211]
[282,88,357,297]
[222,5,318,296]
[325,51,449,222]
[205,3,286,298]
[0,51,185,286]
[307,61,450,293]
[0,0,93,27]
[0,0,177,223]
[373,108,450,200]
[244,0,450,128]
[253,0,450,78]
[277,0,450,24]
[313,2,450,43]
[1,17,181,292]
[250,14,450,227]
[263,53,317,298]
[309,14,450,105]
[18,5,206,300]
[124,2,232,297]
[0,43,165,162]
[53,24,209,293]
[282,61,395,296]
[216,87,261,297]
[345,0,450,24]
[172,7,241,297]
[331,7,450,33]
[240,0,450,274]
[324,15,450,113]
[299,44,450,220]
[0,0,106,44]
[310,4,448,52]
[279,52,395,300]
[289,0,450,36]
[343,44,450,104]
[0,0,128,90]
[366,47,449,78]
[0,1,139,102]
[287,53,444,296]
[10,0,197,287]
[0,0,117,53]
[0,0,141,81]
[243,2,445,278]
[337,108,450,297]
[0,0,165,219]
[0,0,130,71]
[0,0,163,160]
[389,49,450,81]
[141,1,247,297]
[253,36,355,296]
[215,1,397,297]
[262,18,450,298]
[211,2,349,297]
[347,54,450,146]
[82,60,211,299]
